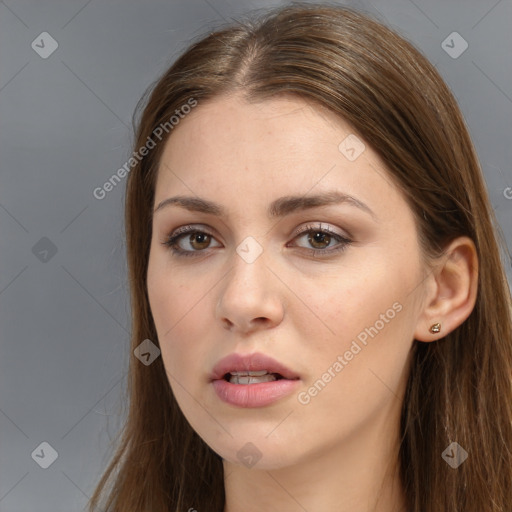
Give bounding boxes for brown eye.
[162,227,222,257]
[188,232,212,250]
[308,231,332,249]
[290,224,352,256]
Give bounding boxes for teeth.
[230,370,269,376]
[229,373,278,384]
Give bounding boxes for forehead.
[159,94,350,166]
[154,94,404,222]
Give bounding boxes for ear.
[414,236,478,342]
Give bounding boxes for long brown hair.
[88,3,512,511]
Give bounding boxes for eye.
[161,226,221,257]
[289,223,352,256]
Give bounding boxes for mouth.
[210,352,300,408]
[211,352,300,382]
[223,370,286,384]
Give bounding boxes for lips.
[210,352,301,407]
[210,352,300,382]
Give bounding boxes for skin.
[147,94,478,512]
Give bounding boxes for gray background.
[0,0,510,510]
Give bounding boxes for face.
[147,94,427,470]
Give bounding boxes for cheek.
[147,259,174,331]
[147,255,210,381]
[295,284,412,439]
[303,259,409,343]
[148,252,197,331]
[295,255,418,393]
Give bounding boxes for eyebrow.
[153,191,376,220]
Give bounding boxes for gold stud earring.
[429,322,441,334]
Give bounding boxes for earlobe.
[414,236,478,342]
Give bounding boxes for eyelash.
[161,223,352,259]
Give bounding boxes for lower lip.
[212,378,300,407]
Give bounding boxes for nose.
[215,248,285,334]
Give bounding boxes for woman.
[88,3,512,511]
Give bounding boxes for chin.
[208,435,304,471]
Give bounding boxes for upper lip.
[211,352,300,381]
